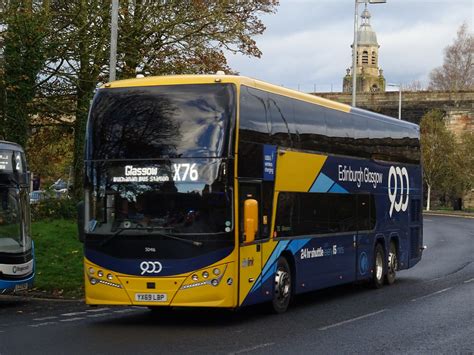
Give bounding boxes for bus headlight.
[97,270,104,278]
[107,273,113,280]
[213,268,220,276]
[88,267,95,275]
[211,279,218,287]
[192,274,199,281]
[202,271,209,279]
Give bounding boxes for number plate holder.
[135,293,167,302]
[14,283,28,292]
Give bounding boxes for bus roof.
[0,140,24,153]
[102,74,418,132]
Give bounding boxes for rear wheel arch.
[386,237,399,285]
[280,251,296,288]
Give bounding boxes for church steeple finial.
[361,4,372,27]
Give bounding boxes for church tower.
[343,5,386,93]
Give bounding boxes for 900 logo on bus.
[140,261,163,275]
[388,166,409,217]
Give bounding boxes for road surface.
[0,215,472,354]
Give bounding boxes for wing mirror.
[243,199,258,243]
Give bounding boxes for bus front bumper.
[84,260,237,308]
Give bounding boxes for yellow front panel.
[84,260,131,305]
[84,258,238,308]
[172,262,236,307]
[275,150,327,192]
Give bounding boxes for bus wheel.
[372,243,385,289]
[272,257,292,313]
[385,241,398,285]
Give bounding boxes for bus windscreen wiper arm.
[153,231,203,247]
[100,227,203,247]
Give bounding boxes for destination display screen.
[0,150,24,174]
[109,163,199,184]
[0,151,13,172]
[106,159,221,185]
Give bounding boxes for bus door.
[238,181,263,305]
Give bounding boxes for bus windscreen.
[88,84,235,160]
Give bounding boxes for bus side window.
[274,192,297,238]
[357,194,371,231]
[268,93,297,148]
[239,86,271,143]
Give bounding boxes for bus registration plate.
[135,293,167,302]
[14,283,28,292]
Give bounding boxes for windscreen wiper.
[100,226,203,247]
[152,231,203,247]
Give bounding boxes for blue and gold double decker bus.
[0,141,34,294]
[80,74,422,312]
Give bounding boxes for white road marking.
[318,309,387,331]
[411,287,453,302]
[33,316,58,321]
[86,313,110,318]
[29,322,57,328]
[464,278,474,284]
[61,311,88,317]
[230,342,275,354]
[113,309,138,314]
[426,277,443,282]
[59,317,85,322]
[86,307,110,313]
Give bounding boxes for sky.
[226,0,473,93]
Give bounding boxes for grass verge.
[30,219,84,299]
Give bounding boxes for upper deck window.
[88,84,235,160]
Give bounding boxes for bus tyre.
[385,241,398,285]
[372,243,386,289]
[272,257,292,313]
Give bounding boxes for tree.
[43,0,278,196]
[1,1,278,193]
[0,1,52,146]
[50,0,112,197]
[117,1,278,78]
[404,80,425,92]
[429,23,474,91]
[420,110,457,210]
[448,130,474,209]
[27,125,73,186]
